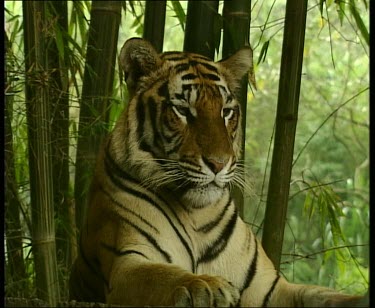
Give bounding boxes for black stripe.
[158,81,170,99]
[196,198,232,233]
[174,92,186,100]
[104,151,196,271]
[261,275,280,307]
[101,242,149,259]
[175,63,191,73]
[147,96,164,151]
[104,164,172,262]
[99,186,159,233]
[198,62,219,73]
[240,238,258,293]
[178,161,202,173]
[122,217,172,263]
[136,92,145,139]
[104,145,131,179]
[164,115,180,133]
[136,93,153,154]
[218,85,228,94]
[191,54,211,61]
[202,73,220,81]
[182,84,192,92]
[165,136,183,155]
[161,51,183,57]
[162,128,180,144]
[165,56,188,62]
[101,176,173,263]
[197,206,238,263]
[182,73,198,80]
[105,145,194,247]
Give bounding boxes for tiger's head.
[112,38,253,208]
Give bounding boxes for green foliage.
[347,0,369,46]
[169,0,186,32]
[303,181,345,246]
[245,0,368,293]
[257,40,269,65]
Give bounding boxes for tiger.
[69,37,368,307]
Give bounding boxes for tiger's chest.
[110,185,252,288]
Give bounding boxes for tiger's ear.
[119,38,162,97]
[219,46,254,87]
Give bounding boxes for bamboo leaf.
[319,0,325,17]
[132,19,143,35]
[213,13,222,55]
[54,26,65,60]
[361,0,368,10]
[73,1,89,46]
[65,35,84,56]
[323,246,333,263]
[257,40,269,65]
[349,0,369,46]
[335,0,345,26]
[303,189,315,219]
[171,0,186,32]
[10,19,20,44]
[322,186,346,248]
[327,204,341,246]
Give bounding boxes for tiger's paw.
[173,275,240,307]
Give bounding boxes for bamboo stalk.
[222,0,252,219]
[74,1,122,231]
[5,31,28,297]
[23,1,60,304]
[143,0,166,53]
[46,2,76,288]
[261,0,308,270]
[183,0,219,59]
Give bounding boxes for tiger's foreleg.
[259,277,367,307]
[106,258,240,307]
[238,235,367,307]
[269,280,368,307]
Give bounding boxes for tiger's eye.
[222,108,234,120]
[173,106,190,117]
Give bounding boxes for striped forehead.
[161,52,231,106]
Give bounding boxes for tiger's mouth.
[156,159,234,200]
[171,177,228,195]
[176,181,226,207]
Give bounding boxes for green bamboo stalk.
[46,1,78,298]
[143,0,166,53]
[5,31,28,297]
[23,1,60,304]
[74,1,122,231]
[183,0,219,59]
[261,0,308,270]
[222,0,252,219]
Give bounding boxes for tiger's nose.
[202,156,229,174]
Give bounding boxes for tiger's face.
[117,39,253,207]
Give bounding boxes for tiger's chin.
[179,183,226,209]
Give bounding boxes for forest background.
[4,0,369,304]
